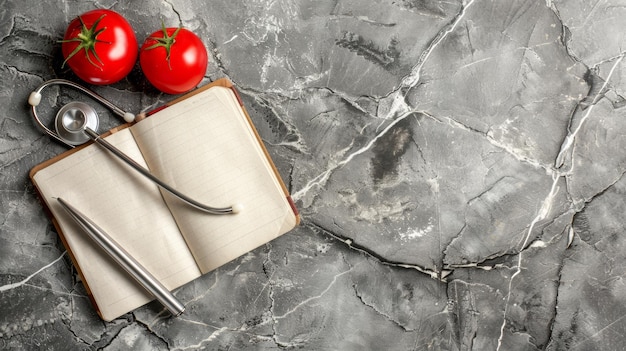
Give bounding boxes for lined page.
[131,86,297,273]
[32,129,201,321]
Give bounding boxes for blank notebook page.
[32,129,201,321]
[130,86,297,273]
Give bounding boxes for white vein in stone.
[171,327,228,351]
[496,51,626,351]
[273,268,352,319]
[292,0,477,202]
[223,35,238,45]
[555,53,625,168]
[400,0,477,89]
[292,109,417,201]
[496,172,560,350]
[0,251,66,293]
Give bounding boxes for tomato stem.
[60,14,111,70]
[144,21,181,70]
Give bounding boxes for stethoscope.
[29,79,241,215]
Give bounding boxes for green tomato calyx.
[145,22,181,70]
[60,14,110,70]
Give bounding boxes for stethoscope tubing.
[30,79,130,147]
[30,79,238,215]
[84,127,234,214]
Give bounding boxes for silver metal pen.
[55,197,185,317]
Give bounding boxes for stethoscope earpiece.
[28,91,42,107]
[29,79,238,215]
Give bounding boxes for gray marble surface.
[2,0,626,350]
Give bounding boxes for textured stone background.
[2,0,626,350]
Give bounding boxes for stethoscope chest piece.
[55,101,99,146]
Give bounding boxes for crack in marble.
[292,0,478,203]
[0,251,65,292]
[444,177,569,269]
[351,283,414,333]
[547,1,623,81]
[269,309,301,347]
[263,248,287,349]
[568,167,626,221]
[544,234,568,348]
[135,319,172,350]
[466,176,517,206]
[496,47,626,351]
[250,247,274,307]
[96,319,134,350]
[162,0,183,25]
[273,264,353,320]
[61,315,92,348]
[111,316,145,348]
[232,87,306,152]
[195,242,300,348]
[317,87,379,117]
[420,88,555,173]
[266,255,327,348]
[0,14,22,43]
[496,171,561,350]
[2,64,43,79]
[267,272,282,348]
[309,222,450,281]
[556,52,626,169]
[292,108,418,201]
[398,0,476,90]
[446,261,508,272]
[449,278,502,349]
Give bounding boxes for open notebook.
[30,79,299,321]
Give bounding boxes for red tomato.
[139,26,208,94]
[61,9,138,85]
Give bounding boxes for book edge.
[226,83,301,226]
[29,176,108,320]
[29,125,134,321]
